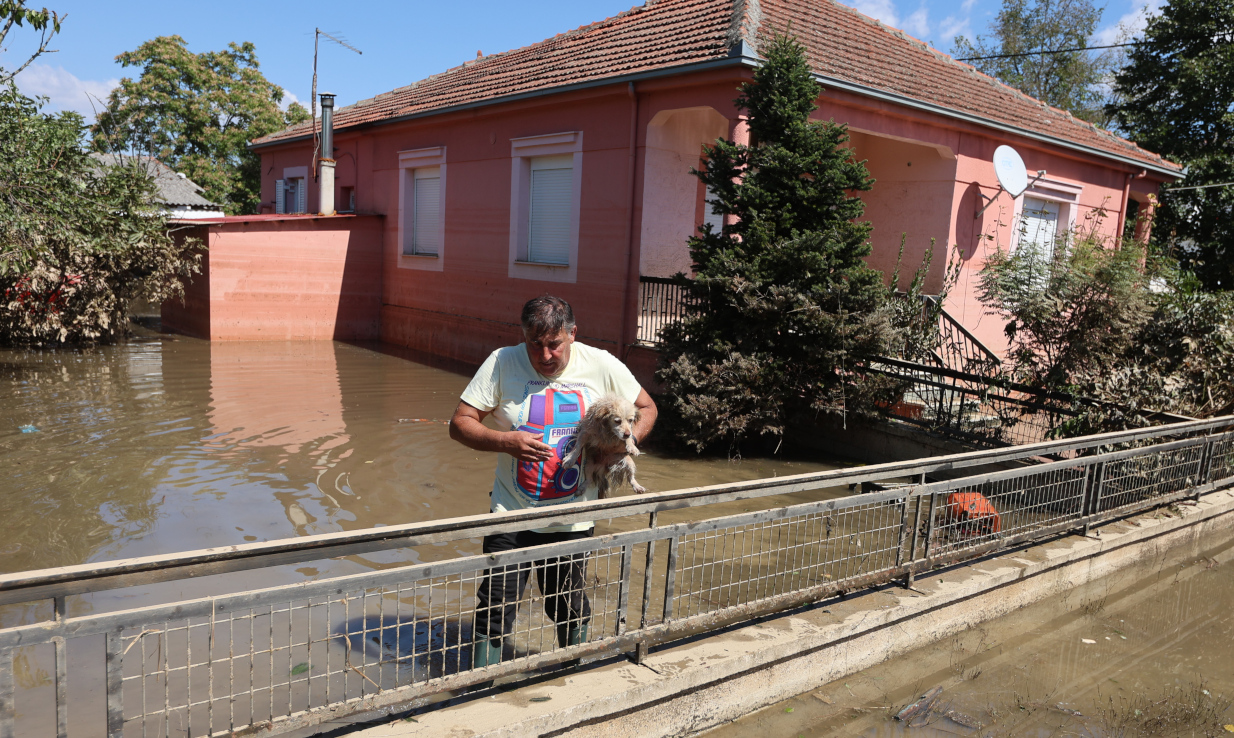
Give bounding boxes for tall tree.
[0,0,62,84]
[953,0,1117,125]
[92,36,309,215]
[1108,0,1234,291]
[657,34,897,453]
[0,10,199,344]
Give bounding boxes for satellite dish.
[992,145,1029,198]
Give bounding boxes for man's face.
[524,326,576,377]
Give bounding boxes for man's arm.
[632,388,657,445]
[449,400,555,462]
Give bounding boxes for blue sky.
[4,0,1162,121]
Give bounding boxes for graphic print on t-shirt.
[513,387,588,501]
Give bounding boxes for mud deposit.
[705,537,1234,737]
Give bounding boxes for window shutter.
[702,185,724,234]
[413,172,441,255]
[1019,197,1060,284]
[296,179,307,214]
[528,164,572,265]
[275,180,285,214]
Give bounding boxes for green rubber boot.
[556,621,589,648]
[473,638,504,668]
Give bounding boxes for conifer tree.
[657,33,895,453]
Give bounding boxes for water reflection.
[0,337,844,587]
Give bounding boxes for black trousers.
[473,528,593,642]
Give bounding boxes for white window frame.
[509,131,583,283]
[278,166,309,214]
[1012,175,1082,283]
[397,146,447,272]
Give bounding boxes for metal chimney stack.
[318,93,336,216]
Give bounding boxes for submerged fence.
[3,418,1234,737]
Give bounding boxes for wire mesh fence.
[3,420,1234,737]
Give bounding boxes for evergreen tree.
[1108,0,1234,290]
[657,34,896,453]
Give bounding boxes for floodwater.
[0,334,847,618]
[704,535,1234,738]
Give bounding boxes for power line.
[956,40,1146,61]
[956,34,1232,62]
[1169,181,1234,191]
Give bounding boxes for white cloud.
[961,0,979,12]
[904,6,931,37]
[938,15,972,43]
[1094,0,1163,45]
[14,63,117,120]
[851,0,900,27]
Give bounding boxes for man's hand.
[505,430,555,462]
[449,401,556,462]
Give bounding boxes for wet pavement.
[703,534,1234,737]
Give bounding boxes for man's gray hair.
[521,294,575,338]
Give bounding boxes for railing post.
[0,647,13,738]
[105,631,124,738]
[635,512,658,664]
[905,493,926,588]
[617,544,632,637]
[1198,436,1216,499]
[922,493,939,564]
[661,536,679,624]
[54,596,67,738]
[1084,461,1107,537]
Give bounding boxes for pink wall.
[254,67,1169,368]
[162,215,383,341]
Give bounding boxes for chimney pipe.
[319,92,336,216]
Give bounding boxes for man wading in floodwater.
[449,295,657,670]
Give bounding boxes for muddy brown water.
[704,535,1234,737]
[0,335,852,623]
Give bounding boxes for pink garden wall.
[162,215,383,342]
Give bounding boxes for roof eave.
[807,71,1181,178]
[248,54,756,152]
[249,53,1178,178]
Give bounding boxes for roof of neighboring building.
[89,153,224,209]
[250,0,1179,174]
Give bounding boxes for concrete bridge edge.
[353,489,1234,738]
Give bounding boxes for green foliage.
[657,34,900,453]
[979,208,1152,390]
[0,1,63,85]
[978,210,1234,434]
[952,0,1118,126]
[1108,0,1234,290]
[0,81,200,345]
[92,36,309,215]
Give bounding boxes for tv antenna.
[312,29,362,178]
[977,145,1046,218]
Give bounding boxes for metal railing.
[3,417,1234,737]
[926,297,1002,379]
[636,276,693,345]
[872,357,1195,449]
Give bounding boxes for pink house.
[172,0,1180,384]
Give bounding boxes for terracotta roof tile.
[252,0,1176,172]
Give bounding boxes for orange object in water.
[945,491,1001,537]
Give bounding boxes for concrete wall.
[162,215,383,341]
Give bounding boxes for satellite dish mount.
[976,145,1046,218]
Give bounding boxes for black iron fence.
[3,417,1234,736]
[637,276,693,345]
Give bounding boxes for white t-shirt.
[460,341,642,532]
